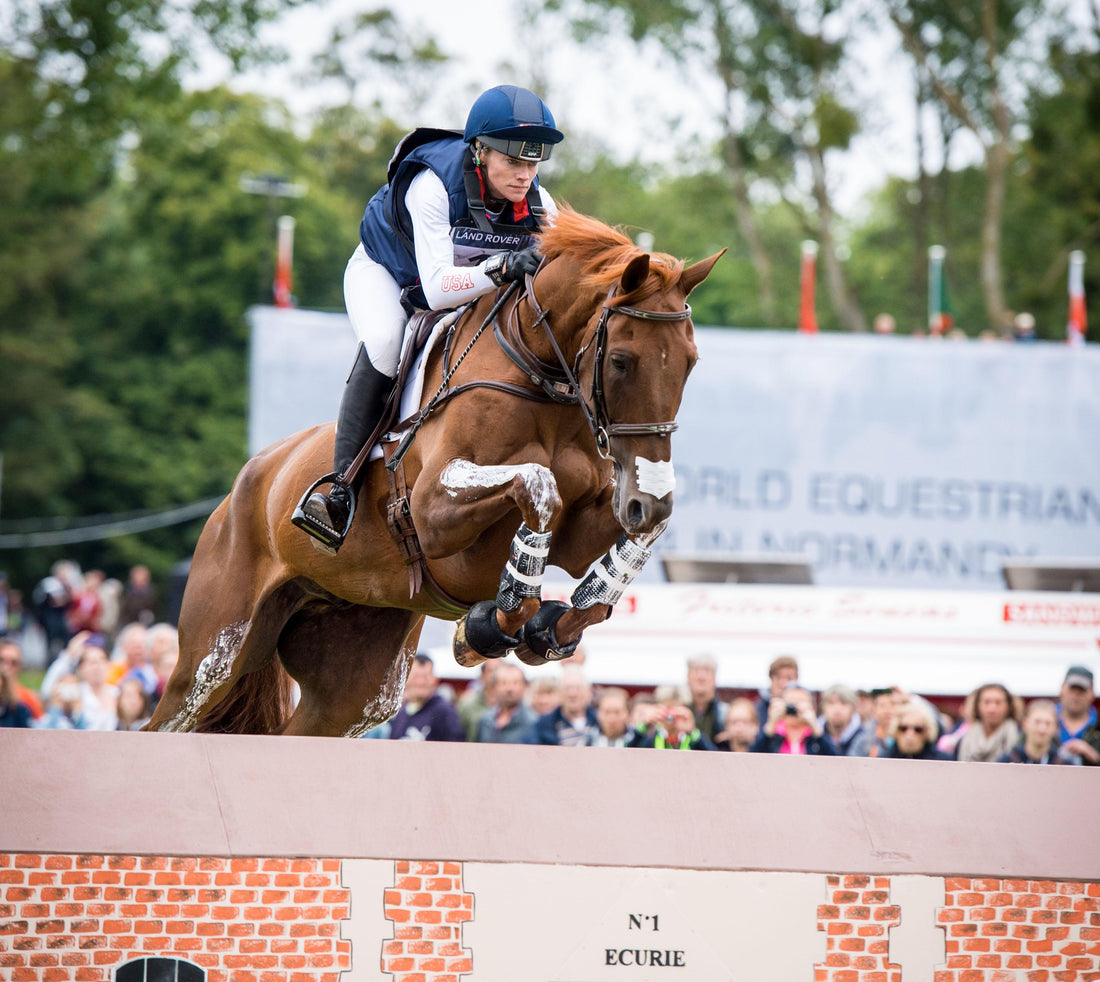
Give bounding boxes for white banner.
[249,308,1100,590]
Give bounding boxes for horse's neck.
[516,272,599,366]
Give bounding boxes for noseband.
[496,275,693,459]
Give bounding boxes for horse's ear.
[620,253,650,294]
[680,249,726,296]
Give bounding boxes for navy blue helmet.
[464,85,564,162]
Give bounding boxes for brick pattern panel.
[0,853,351,982]
[382,861,473,982]
[934,878,1100,982]
[816,874,902,982]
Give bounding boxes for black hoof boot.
[453,601,520,667]
[292,478,355,551]
[519,600,579,662]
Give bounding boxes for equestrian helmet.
[464,85,563,162]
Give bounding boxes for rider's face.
[480,147,538,204]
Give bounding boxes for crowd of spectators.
[0,559,176,732]
[356,649,1099,766]
[2,560,1098,767]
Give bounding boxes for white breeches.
[343,243,408,377]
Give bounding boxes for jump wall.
[2,730,1097,981]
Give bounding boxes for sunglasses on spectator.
[0,656,20,667]
[897,724,926,734]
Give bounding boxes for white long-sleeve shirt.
[405,168,557,310]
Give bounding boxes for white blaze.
[635,457,676,500]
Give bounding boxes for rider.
[293,84,564,550]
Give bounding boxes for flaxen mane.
[537,207,684,302]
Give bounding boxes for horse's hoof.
[512,642,553,667]
[453,601,518,667]
[519,600,579,661]
[453,618,489,668]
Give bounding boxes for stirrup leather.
[291,472,357,549]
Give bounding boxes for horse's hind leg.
[147,576,310,733]
[275,604,423,737]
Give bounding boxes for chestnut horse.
[146,209,722,736]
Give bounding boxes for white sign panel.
[249,308,1100,590]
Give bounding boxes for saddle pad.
[368,310,460,462]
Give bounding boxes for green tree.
[882,0,1077,332]
[553,0,867,330]
[0,0,301,586]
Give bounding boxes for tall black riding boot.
[292,343,394,550]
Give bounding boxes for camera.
[785,703,799,716]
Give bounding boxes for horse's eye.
[609,353,630,373]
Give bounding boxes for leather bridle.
[495,273,693,459]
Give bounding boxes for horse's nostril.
[627,498,645,528]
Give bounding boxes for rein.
[508,275,692,459]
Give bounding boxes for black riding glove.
[485,248,542,287]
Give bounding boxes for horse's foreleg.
[420,458,563,668]
[515,531,656,664]
[453,522,551,666]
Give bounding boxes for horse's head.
[533,210,724,538]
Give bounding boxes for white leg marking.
[440,459,559,532]
[342,643,414,738]
[159,620,249,732]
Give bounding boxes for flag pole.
[1068,250,1087,346]
[928,245,945,335]
[274,215,295,309]
[799,240,818,334]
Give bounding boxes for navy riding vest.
[358,129,547,309]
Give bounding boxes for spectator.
[119,564,159,628]
[855,689,874,725]
[866,686,903,758]
[590,687,646,748]
[32,560,79,660]
[0,571,10,634]
[527,674,562,718]
[1056,665,1099,765]
[937,688,976,758]
[684,653,727,745]
[999,700,1080,765]
[67,568,105,636]
[873,313,896,336]
[628,691,656,735]
[474,662,536,744]
[882,697,951,761]
[0,636,44,721]
[33,673,86,729]
[106,622,151,689]
[820,683,872,756]
[116,677,153,731]
[0,652,33,727]
[40,629,94,701]
[637,689,716,750]
[751,684,835,756]
[528,666,597,746]
[714,696,759,752]
[954,683,1021,762]
[754,655,799,729]
[1076,718,1100,767]
[76,639,119,731]
[458,660,500,742]
[1012,311,1037,342]
[387,653,464,741]
[98,576,123,642]
[147,623,180,705]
